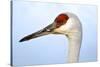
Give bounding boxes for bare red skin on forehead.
[54,13,69,28]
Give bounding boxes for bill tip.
[19,39,25,42]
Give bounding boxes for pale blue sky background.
[12,1,97,66]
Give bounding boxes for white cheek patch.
[54,17,81,34]
[61,19,73,31]
[58,18,74,32]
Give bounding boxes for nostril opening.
[46,29,50,32]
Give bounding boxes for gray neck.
[67,32,82,63]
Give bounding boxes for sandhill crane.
[19,12,82,63]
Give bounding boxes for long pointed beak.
[19,23,55,42]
